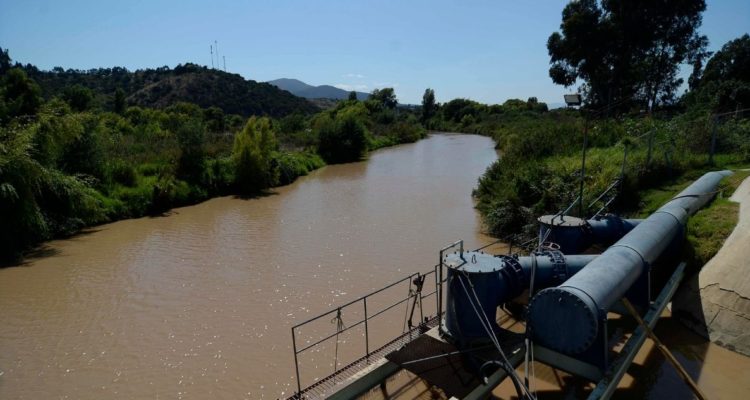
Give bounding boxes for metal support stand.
[621,298,708,400]
[588,262,688,399]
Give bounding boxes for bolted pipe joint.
[527,286,600,354]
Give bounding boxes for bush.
[232,116,278,194]
[107,161,137,187]
[274,151,325,185]
[317,112,367,163]
[175,117,206,184]
[204,157,234,193]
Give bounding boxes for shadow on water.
[232,189,280,201]
[147,209,178,218]
[2,227,103,269]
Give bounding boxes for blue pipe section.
[442,251,598,341]
[538,215,643,254]
[527,170,732,355]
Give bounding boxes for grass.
[684,170,749,269]
[634,170,749,270]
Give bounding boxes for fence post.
[363,298,369,357]
[292,327,302,396]
[709,116,718,165]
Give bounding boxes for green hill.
[22,63,318,117]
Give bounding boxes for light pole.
[564,94,587,217]
[579,117,589,217]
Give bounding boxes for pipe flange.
[534,249,569,284]
[494,254,525,298]
[527,287,599,354]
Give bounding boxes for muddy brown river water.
[1,133,748,399]
[0,133,501,399]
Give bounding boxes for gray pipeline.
[526,170,732,355]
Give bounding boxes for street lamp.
[564,94,582,107]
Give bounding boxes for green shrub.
[107,161,137,187]
[232,116,278,194]
[204,156,234,193]
[175,118,206,184]
[317,112,368,163]
[274,151,325,185]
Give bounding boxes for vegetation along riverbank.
[2,33,749,266]
[0,49,426,263]
[444,32,750,248]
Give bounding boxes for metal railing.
[290,266,440,397]
[587,177,622,218]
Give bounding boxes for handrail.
[587,178,622,218]
[551,195,581,224]
[587,178,621,213]
[290,266,439,396]
[291,272,421,329]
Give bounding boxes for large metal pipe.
[442,251,598,341]
[527,171,732,355]
[538,215,643,254]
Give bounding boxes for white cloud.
[373,82,399,89]
[343,73,365,79]
[334,83,369,92]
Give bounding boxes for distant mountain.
[22,63,318,117]
[268,78,370,101]
[268,78,315,94]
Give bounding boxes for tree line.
[0,49,426,263]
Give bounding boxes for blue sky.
[1,0,748,105]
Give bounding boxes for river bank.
[1,89,426,264]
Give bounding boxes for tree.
[685,34,750,113]
[370,88,397,109]
[0,47,10,76]
[421,88,437,124]
[348,91,358,101]
[1,68,42,121]
[547,0,708,110]
[232,117,278,193]
[176,118,206,184]
[60,115,105,179]
[700,34,750,85]
[202,106,225,133]
[440,98,481,122]
[113,88,126,114]
[62,84,94,112]
[316,110,367,164]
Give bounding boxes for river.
[0,133,501,399]
[2,132,748,400]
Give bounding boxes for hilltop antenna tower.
[214,40,219,71]
[210,45,214,68]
